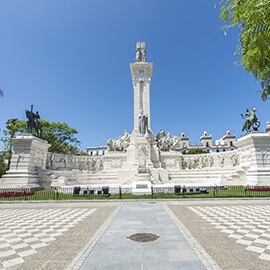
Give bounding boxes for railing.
[0,185,270,201]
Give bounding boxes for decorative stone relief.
[165,158,176,167]
[138,145,148,168]
[259,143,270,167]
[107,131,130,152]
[33,151,43,166]
[46,153,103,171]
[111,159,122,168]
[156,130,181,151]
[171,152,240,170]
[239,148,253,164]
[230,153,239,166]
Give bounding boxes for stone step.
[42,170,118,186]
[168,168,237,185]
[135,173,151,182]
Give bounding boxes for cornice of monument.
[130,62,153,78]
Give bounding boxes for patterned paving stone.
[188,205,270,262]
[0,208,96,269]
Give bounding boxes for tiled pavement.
[168,199,270,270]
[0,208,96,269]
[0,199,269,270]
[0,202,119,270]
[188,205,270,262]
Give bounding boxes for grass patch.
[0,186,270,201]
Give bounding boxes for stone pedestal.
[131,180,152,195]
[1,134,51,187]
[234,132,270,185]
[126,135,153,168]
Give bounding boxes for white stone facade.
[1,134,50,187]
[86,146,107,156]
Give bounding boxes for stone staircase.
[135,172,152,182]
[40,169,118,187]
[168,167,240,186]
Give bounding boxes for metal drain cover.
[127,233,159,242]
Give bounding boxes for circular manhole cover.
[127,233,159,242]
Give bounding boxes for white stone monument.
[103,42,168,189]
[127,42,167,192]
[1,134,51,187]
[234,132,270,186]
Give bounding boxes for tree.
[0,119,81,156]
[0,154,8,178]
[40,120,81,154]
[0,119,27,170]
[0,88,3,97]
[219,0,270,100]
[182,149,208,155]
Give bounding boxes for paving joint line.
[162,202,221,270]
[65,203,123,270]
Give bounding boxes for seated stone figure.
[107,131,131,152]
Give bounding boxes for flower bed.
[247,187,270,192]
[0,191,35,197]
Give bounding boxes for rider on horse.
[26,105,43,137]
[241,107,260,132]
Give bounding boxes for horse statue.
[25,106,42,138]
[241,107,260,132]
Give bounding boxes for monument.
[0,106,50,187]
[2,43,270,189]
[103,42,166,192]
[25,104,43,138]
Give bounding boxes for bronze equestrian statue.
[25,105,42,138]
[241,107,260,132]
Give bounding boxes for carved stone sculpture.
[107,131,131,152]
[135,42,146,62]
[138,112,148,135]
[156,130,180,151]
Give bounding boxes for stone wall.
[41,150,241,186]
[46,152,103,172]
[3,132,270,188]
[160,151,239,170]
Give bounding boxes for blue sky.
[0,0,269,150]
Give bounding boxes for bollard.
[119,186,122,199]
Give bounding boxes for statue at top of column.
[135,42,146,62]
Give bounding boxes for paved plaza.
[0,199,269,270]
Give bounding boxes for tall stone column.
[124,42,161,175]
[130,42,153,135]
[105,42,166,185]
